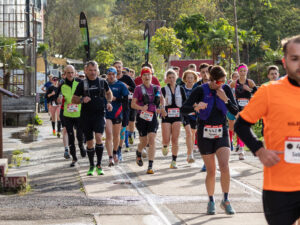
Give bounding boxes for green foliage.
[37,43,49,55]
[152,27,182,62]
[34,115,43,126]
[95,50,115,73]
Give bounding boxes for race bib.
[140,111,154,121]
[67,104,78,113]
[203,125,223,139]
[284,137,300,164]
[128,92,133,100]
[237,98,249,107]
[168,108,180,118]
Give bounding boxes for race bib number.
[237,98,249,107]
[203,125,223,139]
[67,104,78,113]
[128,92,133,100]
[168,108,180,118]
[284,137,300,164]
[140,111,154,121]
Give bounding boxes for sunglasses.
[215,80,225,85]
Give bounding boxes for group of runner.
[42,34,300,224]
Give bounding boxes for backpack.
[83,78,105,98]
[141,84,160,107]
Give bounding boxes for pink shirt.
[133,84,161,113]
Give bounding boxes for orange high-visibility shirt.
[240,76,300,192]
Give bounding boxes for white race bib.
[284,137,300,164]
[167,108,180,118]
[67,104,79,113]
[140,111,154,121]
[128,92,133,100]
[203,125,223,139]
[237,98,249,107]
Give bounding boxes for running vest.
[235,79,251,99]
[164,84,182,107]
[83,78,105,98]
[197,83,227,121]
[61,80,81,118]
[141,84,160,107]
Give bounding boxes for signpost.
[144,22,150,66]
[79,12,90,62]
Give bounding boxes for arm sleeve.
[234,116,264,155]
[74,81,83,97]
[161,87,166,98]
[104,80,110,92]
[180,86,187,103]
[127,76,136,93]
[223,85,239,115]
[181,87,204,114]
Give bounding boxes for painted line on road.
[113,165,182,225]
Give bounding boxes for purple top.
[133,84,161,113]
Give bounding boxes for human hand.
[255,147,283,167]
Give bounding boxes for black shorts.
[182,115,197,129]
[106,117,122,125]
[136,113,159,137]
[129,106,136,122]
[263,190,300,225]
[60,109,65,127]
[81,115,105,141]
[162,116,182,124]
[197,125,230,155]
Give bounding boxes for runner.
[72,61,113,176]
[46,75,61,137]
[193,63,210,88]
[42,74,53,113]
[181,70,198,163]
[129,69,136,80]
[234,35,300,225]
[59,65,86,167]
[227,71,239,151]
[113,61,136,161]
[161,69,186,169]
[230,63,257,160]
[266,65,280,82]
[104,67,129,166]
[182,65,239,215]
[131,67,163,174]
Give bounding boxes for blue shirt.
[106,80,129,119]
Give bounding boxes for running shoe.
[87,166,95,176]
[136,156,143,167]
[96,166,104,175]
[201,164,207,172]
[220,199,235,215]
[230,141,233,151]
[187,154,195,163]
[142,148,147,158]
[79,146,86,158]
[146,167,154,174]
[64,150,70,159]
[170,160,178,169]
[207,201,216,215]
[57,132,61,138]
[235,146,240,152]
[117,149,122,162]
[238,148,245,160]
[70,160,77,167]
[129,136,134,145]
[162,146,169,156]
[52,130,56,136]
[108,159,114,167]
[113,154,119,164]
[125,147,130,152]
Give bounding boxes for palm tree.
[0,37,25,91]
[239,28,261,65]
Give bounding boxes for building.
[0,0,45,126]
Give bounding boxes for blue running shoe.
[201,164,206,172]
[207,201,216,215]
[220,199,235,215]
[117,148,122,162]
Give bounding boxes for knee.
[219,163,229,173]
[206,167,216,177]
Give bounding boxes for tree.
[95,50,115,74]
[0,37,25,91]
[239,28,261,65]
[152,27,182,65]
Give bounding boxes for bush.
[34,115,43,125]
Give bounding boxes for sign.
[36,72,45,94]
[144,23,150,65]
[79,12,90,61]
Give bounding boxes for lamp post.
[234,0,240,65]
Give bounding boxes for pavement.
[1,112,267,225]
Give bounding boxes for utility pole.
[234,0,240,65]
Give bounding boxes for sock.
[113,150,117,155]
[224,193,229,201]
[148,160,153,168]
[172,155,177,162]
[52,122,55,131]
[95,144,104,166]
[163,145,168,148]
[209,196,214,202]
[125,131,129,147]
[57,121,61,132]
[109,156,113,160]
[136,150,141,158]
[118,146,122,153]
[237,137,245,147]
[229,130,233,142]
[87,148,95,167]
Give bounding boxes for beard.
[285,65,300,83]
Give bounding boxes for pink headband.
[238,65,248,72]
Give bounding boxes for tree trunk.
[3,68,10,91]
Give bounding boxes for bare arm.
[105,89,113,102]
[72,95,81,104]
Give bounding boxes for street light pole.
[234,0,240,65]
